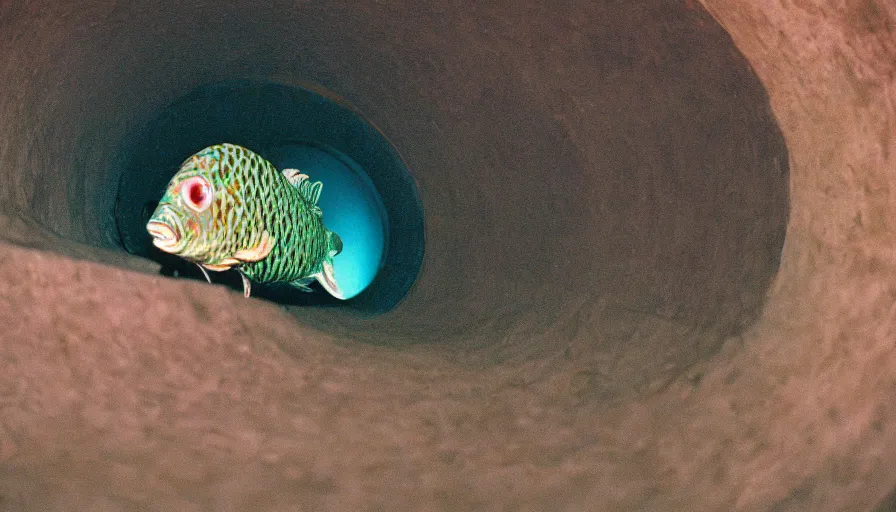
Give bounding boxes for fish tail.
[314,229,345,300]
[312,230,345,300]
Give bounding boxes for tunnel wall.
[688,1,896,509]
[0,0,893,510]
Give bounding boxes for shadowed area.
[0,0,893,510]
[2,0,788,392]
[114,81,419,310]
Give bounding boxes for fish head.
[146,150,225,262]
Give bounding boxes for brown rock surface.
[0,0,894,510]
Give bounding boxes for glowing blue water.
[268,144,388,300]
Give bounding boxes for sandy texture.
[0,0,894,510]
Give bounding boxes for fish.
[145,143,344,299]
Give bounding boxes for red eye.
[189,182,205,204]
[181,176,212,212]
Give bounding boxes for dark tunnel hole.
[10,0,896,505]
[0,0,791,379]
[114,80,424,313]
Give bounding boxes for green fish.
[145,143,344,299]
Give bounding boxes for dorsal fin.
[299,178,323,206]
[283,168,323,206]
[282,168,307,188]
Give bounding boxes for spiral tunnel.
[0,0,894,510]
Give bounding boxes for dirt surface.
[0,0,894,510]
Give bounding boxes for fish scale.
[146,143,344,298]
[215,144,328,282]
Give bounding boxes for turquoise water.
[267,144,388,300]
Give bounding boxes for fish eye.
[181,176,213,212]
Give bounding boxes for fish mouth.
[146,220,181,252]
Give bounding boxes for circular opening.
[114,80,424,312]
[267,143,389,300]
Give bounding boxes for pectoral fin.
[203,262,236,272]
[234,231,274,262]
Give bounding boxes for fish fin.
[314,260,345,300]
[283,169,323,206]
[290,277,315,293]
[301,179,323,206]
[203,262,235,272]
[196,264,212,283]
[237,268,252,298]
[234,231,274,262]
[328,230,343,257]
[282,168,307,187]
